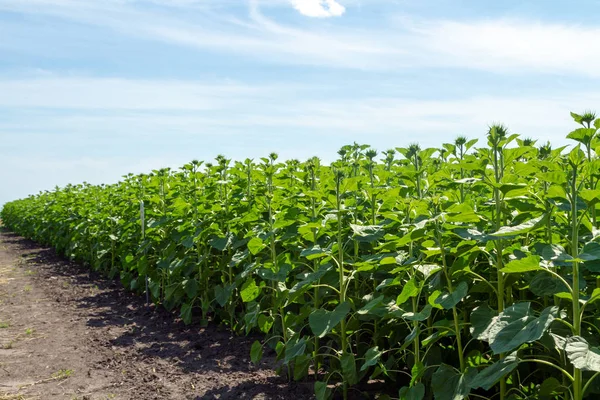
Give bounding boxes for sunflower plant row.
[3,112,600,400]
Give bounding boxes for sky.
[2,0,600,205]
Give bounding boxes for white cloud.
[3,1,600,75]
[2,76,595,144]
[415,18,600,76]
[290,0,345,17]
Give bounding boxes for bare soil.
[0,230,315,400]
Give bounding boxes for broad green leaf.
[580,242,600,261]
[475,302,530,343]
[240,279,261,302]
[247,237,265,255]
[402,305,432,321]
[210,234,233,251]
[300,245,329,260]
[214,284,234,307]
[491,306,558,354]
[183,278,199,298]
[580,189,600,207]
[358,295,385,315]
[397,279,419,305]
[180,302,192,325]
[399,383,425,400]
[489,214,548,238]
[284,336,307,363]
[435,281,469,309]
[529,272,568,296]
[538,377,565,397]
[341,352,358,385]
[250,340,263,364]
[314,381,330,400]
[181,236,194,249]
[350,224,385,243]
[469,352,519,390]
[309,301,351,338]
[431,364,476,400]
[501,255,542,273]
[257,263,291,283]
[243,302,260,332]
[360,346,382,372]
[257,314,274,333]
[470,304,497,340]
[567,127,595,146]
[565,336,600,372]
[290,263,332,294]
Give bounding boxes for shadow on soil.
[1,230,316,399]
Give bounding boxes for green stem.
[570,162,583,400]
[336,172,348,400]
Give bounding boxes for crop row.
[3,112,600,399]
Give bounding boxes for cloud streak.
[290,0,345,17]
[2,0,600,75]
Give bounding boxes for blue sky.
[2,0,600,205]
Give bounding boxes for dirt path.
[0,230,314,400]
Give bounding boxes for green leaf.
[501,255,542,273]
[210,234,233,251]
[284,336,307,363]
[240,279,261,303]
[290,263,332,294]
[181,236,194,249]
[358,295,385,315]
[538,377,565,397]
[567,127,595,146]
[314,381,330,400]
[475,302,530,343]
[257,314,274,333]
[580,242,600,261]
[180,302,193,325]
[350,224,385,243]
[435,281,469,309]
[399,383,425,400]
[300,245,329,260]
[431,364,476,400]
[489,214,548,238]
[183,278,199,298]
[529,272,568,296]
[250,340,263,364]
[565,336,600,372]
[247,237,265,255]
[341,352,358,385]
[214,284,234,307]
[309,301,351,338]
[361,346,382,372]
[402,305,432,321]
[580,190,600,207]
[490,306,557,354]
[257,263,291,283]
[470,352,519,390]
[397,279,419,305]
[587,288,600,305]
[470,304,497,340]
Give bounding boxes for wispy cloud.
[290,0,345,18]
[2,0,600,75]
[2,76,596,143]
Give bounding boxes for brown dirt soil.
[0,230,315,400]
